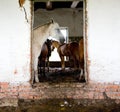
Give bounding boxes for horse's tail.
[79,38,84,63]
[78,38,84,71]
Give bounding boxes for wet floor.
[0,99,120,112]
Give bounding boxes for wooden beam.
[46,1,52,10]
[34,0,83,2]
[71,1,80,8]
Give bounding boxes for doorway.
[33,0,86,83]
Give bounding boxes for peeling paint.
[23,7,29,22]
[19,0,29,23]
[0,0,31,82]
[19,0,25,7]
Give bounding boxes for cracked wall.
[0,0,120,105]
[0,0,31,83]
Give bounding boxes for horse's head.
[51,45,55,51]
[49,20,65,44]
[49,39,55,51]
[51,40,61,49]
[46,39,55,51]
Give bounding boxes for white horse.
[32,19,65,83]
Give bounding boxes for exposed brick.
[0,82,10,92]
[0,82,120,101]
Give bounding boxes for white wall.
[87,0,120,83]
[0,0,31,83]
[1,0,120,84]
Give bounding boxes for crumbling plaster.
[0,0,31,83]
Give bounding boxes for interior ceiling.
[34,1,83,11]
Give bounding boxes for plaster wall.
[0,0,120,102]
[0,0,120,84]
[0,0,31,83]
[87,0,120,83]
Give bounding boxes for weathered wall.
[0,0,120,107]
[34,8,83,37]
[0,82,120,103]
[87,0,120,83]
[0,0,31,83]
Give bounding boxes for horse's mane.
[33,19,54,30]
[70,41,78,44]
[59,43,66,47]
[52,40,61,48]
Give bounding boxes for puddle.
[0,99,120,112]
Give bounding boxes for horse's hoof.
[35,77,39,83]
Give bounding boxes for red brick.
[0,82,9,89]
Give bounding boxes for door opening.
[32,0,86,83]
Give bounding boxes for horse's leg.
[79,68,84,81]
[37,61,40,79]
[31,65,39,84]
[47,58,49,72]
[73,55,80,70]
[61,56,65,70]
[77,59,80,70]
[68,56,72,69]
[31,60,36,84]
[34,57,39,83]
[31,69,35,84]
[39,60,42,77]
[73,57,77,70]
[79,62,85,81]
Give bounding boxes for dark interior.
[34,1,85,83]
[34,1,83,11]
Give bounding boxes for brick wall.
[0,82,120,100]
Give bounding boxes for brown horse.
[38,39,54,77]
[69,42,81,69]
[51,40,80,70]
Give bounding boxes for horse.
[69,42,81,69]
[68,39,84,81]
[51,40,80,70]
[32,19,65,83]
[38,39,54,77]
[51,39,85,81]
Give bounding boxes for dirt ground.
[38,68,85,83]
[0,99,120,112]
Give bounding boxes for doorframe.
[30,0,89,84]
[83,0,89,83]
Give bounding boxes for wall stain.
[18,0,28,23]
[14,69,18,75]
[19,0,25,7]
